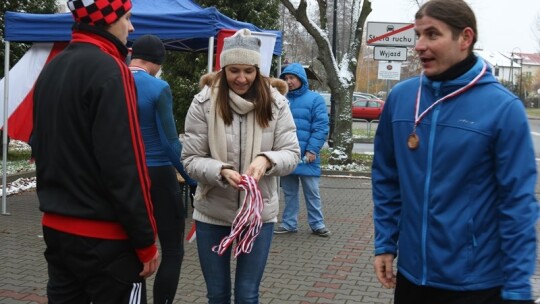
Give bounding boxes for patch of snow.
[0,177,36,196]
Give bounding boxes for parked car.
[353,92,384,102]
[319,92,331,114]
[352,98,384,121]
[318,91,384,120]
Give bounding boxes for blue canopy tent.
[4,0,282,54]
[1,0,283,214]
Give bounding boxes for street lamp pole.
[510,52,514,90]
[511,47,522,99]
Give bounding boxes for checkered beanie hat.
[220,29,261,68]
[67,0,132,26]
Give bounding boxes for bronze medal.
[407,133,419,150]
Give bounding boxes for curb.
[322,170,371,178]
[1,171,36,184]
[354,138,374,144]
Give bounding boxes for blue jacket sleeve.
[306,94,329,155]
[155,86,197,186]
[494,100,538,301]
[371,94,401,256]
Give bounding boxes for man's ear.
[460,27,475,51]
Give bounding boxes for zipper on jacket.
[421,83,441,285]
[237,115,243,207]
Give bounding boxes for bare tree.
[280,0,372,164]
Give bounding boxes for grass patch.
[526,108,540,117]
[353,128,375,139]
[6,149,32,161]
[320,148,373,172]
[0,141,34,175]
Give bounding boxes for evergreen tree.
[1,0,58,76]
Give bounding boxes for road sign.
[378,61,401,80]
[367,22,416,47]
[373,46,408,61]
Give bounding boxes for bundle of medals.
[212,174,264,257]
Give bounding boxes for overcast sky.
[366,0,540,53]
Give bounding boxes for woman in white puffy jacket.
[181,29,300,304]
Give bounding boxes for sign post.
[367,22,416,47]
[366,22,416,84]
[378,61,401,80]
[373,46,407,61]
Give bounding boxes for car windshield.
[354,92,380,100]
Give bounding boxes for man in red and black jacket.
[31,0,159,303]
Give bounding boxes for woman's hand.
[221,168,242,189]
[244,156,271,182]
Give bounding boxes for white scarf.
[200,88,263,198]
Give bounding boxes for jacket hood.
[280,63,308,97]
[199,72,288,95]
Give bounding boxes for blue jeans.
[280,175,325,231]
[195,221,274,304]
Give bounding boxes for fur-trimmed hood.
[198,72,288,96]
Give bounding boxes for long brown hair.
[215,68,274,128]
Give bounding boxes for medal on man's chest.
[407,133,419,150]
[410,62,487,151]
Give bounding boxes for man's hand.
[304,151,316,163]
[244,156,271,182]
[139,250,159,278]
[374,253,396,288]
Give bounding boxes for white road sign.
[373,46,408,61]
[378,61,401,80]
[367,22,416,47]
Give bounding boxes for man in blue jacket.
[275,63,330,237]
[372,0,538,303]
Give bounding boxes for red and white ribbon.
[212,175,264,257]
[185,222,197,243]
[413,60,487,128]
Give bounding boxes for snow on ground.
[0,140,36,196]
[0,177,36,196]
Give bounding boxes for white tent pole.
[207,37,214,73]
[277,56,281,77]
[2,40,10,215]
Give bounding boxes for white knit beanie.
[220,29,261,68]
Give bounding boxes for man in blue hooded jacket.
[372,0,538,303]
[275,63,330,237]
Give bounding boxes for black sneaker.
[274,226,297,234]
[312,227,331,237]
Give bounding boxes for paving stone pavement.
[0,175,539,303]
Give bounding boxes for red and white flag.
[0,42,67,142]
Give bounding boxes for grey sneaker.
[312,227,331,237]
[274,226,297,234]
